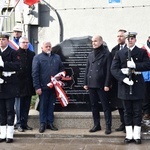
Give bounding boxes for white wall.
[37,0,150,51]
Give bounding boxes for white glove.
[127,58,136,68]
[0,78,4,84]
[121,68,129,75]
[2,71,16,77]
[123,77,134,86]
[0,56,4,67]
[2,72,8,77]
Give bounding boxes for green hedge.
[30,94,38,109]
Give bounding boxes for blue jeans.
[15,97,21,126]
[15,96,31,127]
[39,89,56,125]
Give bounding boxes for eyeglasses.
[20,42,29,44]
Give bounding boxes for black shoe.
[14,124,17,130]
[6,138,13,143]
[134,139,141,144]
[17,126,24,132]
[23,125,33,130]
[105,128,111,135]
[124,138,133,144]
[89,125,101,132]
[39,124,45,133]
[47,124,58,131]
[0,138,6,142]
[115,124,125,132]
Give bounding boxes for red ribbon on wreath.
[47,71,69,107]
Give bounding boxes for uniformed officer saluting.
[0,32,20,143]
[111,32,150,144]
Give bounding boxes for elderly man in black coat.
[111,32,150,144]
[84,35,112,135]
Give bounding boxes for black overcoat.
[84,45,112,88]
[0,46,21,99]
[111,46,150,100]
[110,44,123,108]
[17,48,35,97]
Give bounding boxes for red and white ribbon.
[47,71,69,107]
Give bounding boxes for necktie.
[120,45,123,50]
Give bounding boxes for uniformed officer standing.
[0,32,20,143]
[111,32,150,144]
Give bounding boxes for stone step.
[28,110,121,129]
[13,128,150,140]
[14,128,125,138]
[28,109,150,132]
[12,109,150,140]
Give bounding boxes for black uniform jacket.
[17,48,36,97]
[0,46,21,99]
[84,45,112,89]
[111,46,150,100]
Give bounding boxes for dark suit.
[111,46,150,126]
[84,45,112,128]
[110,44,125,127]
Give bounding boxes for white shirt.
[127,45,135,51]
[0,45,8,52]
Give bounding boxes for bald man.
[84,35,112,134]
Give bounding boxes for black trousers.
[122,99,142,126]
[20,96,32,127]
[0,98,15,125]
[89,88,112,128]
[118,108,125,125]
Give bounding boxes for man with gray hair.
[32,41,64,133]
[15,37,35,132]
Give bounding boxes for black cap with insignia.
[0,32,10,39]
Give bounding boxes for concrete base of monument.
[28,109,121,129]
[11,109,150,140]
